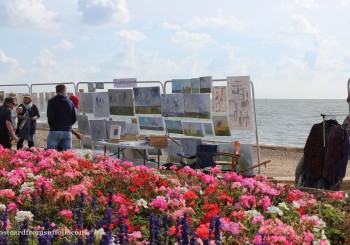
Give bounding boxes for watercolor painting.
[138,116,165,131]
[124,123,139,137]
[227,76,253,130]
[77,115,91,135]
[89,119,107,141]
[191,78,200,93]
[133,87,161,114]
[172,79,192,93]
[203,123,214,136]
[212,116,231,136]
[108,89,134,116]
[212,86,227,112]
[184,94,211,119]
[77,92,93,113]
[182,122,204,137]
[161,94,185,117]
[110,125,121,139]
[200,76,212,93]
[93,92,110,117]
[95,82,104,89]
[165,119,183,134]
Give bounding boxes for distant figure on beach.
[46,84,76,151]
[0,97,19,149]
[16,93,40,149]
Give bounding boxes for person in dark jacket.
[46,84,77,150]
[0,97,19,149]
[16,94,40,149]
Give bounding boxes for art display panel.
[182,122,204,137]
[108,89,134,116]
[165,120,183,134]
[77,92,93,113]
[227,76,253,130]
[92,92,110,118]
[161,94,185,117]
[212,116,231,136]
[184,94,211,119]
[172,79,192,93]
[212,86,227,112]
[133,87,161,114]
[138,116,165,131]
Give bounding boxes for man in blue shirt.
[47,84,77,150]
[0,97,19,149]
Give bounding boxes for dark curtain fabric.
[303,120,350,189]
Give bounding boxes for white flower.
[0,204,6,211]
[94,228,106,240]
[278,202,289,210]
[292,201,300,209]
[245,210,261,217]
[267,206,283,216]
[15,211,34,222]
[19,182,35,193]
[136,199,148,208]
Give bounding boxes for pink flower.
[7,202,18,212]
[240,195,256,209]
[61,210,73,219]
[0,189,15,199]
[150,197,168,211]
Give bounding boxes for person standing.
[47,84,77,150]
[0,97,19,149]
[8,92,23,131]
[16,94,40,149]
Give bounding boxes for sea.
[37,99,349,149]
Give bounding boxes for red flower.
[195,224,209,239]
[183,191,197,200]
[129,186,137,193]
[169,226,176,236]
[96,190,103,197]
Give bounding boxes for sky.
[0,0,350,99]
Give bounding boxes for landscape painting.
[92,92,110,118]
[108,89,134,116]
[133,87,161,114]
[89,119,107,141]
[138,116,165,131]
[161,94,185,117]
[212,116,231,136]
[184,94,211,119]
[77,92,93,113]
[172,79,192,93]
[124,123,139,137]
[182,122,204,137]
[203,123,214,136]
[165,120,183,134]
[212,86,227,112]
[200,76,212,93]
[227,76,253,130]
[77,115,91,135]
[191,78,200,93]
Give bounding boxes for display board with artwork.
[108,89,134,116]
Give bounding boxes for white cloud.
[186,14,244,30]
[116,29,147,42]
[341,0,350,7]
[280,14,320,36]
[53,39,75,50]
[34,49,57,67]
[159,22,181,31]
[171,31,213,49]
[0,0,58,29]
[0,49,19,66]
[281,0,325,10]
[77,0,130,25]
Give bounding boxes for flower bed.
[0,145,349,244]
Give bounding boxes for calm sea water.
[38,99,349,148]
[250,99,348,148]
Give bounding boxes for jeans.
[47,131,72,151]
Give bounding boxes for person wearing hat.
[16,93,40,149]
[69,95,84,140]
[0,97,19,149]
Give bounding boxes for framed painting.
[138,116,165,131]
[203,123,214,136]
[165,119,183,134]
[172,79,192,93]
[182,122,204,137]
[108,89,134,116]
[133,87,161,114]
[184,94,211,119]
[110,125,122,139]
[161,94,185,117]
[212,116,231,136]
